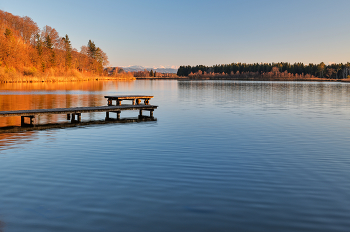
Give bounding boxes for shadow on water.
[0,116,156,151]
[0,116,157,133]
[0,220,4,232]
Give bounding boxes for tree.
[0,9,115,78]
[35,34,43,56]
[95,47,109,66]
[87,40,97,59]
[35,34,45,71]
[317,62,325,78]
[41,25,59,48]
[150,69,154,77]
[62,34,72,68]
[45,34,55,67]
[82,40,109,73]
[21,16,39,45]
[45,35,53,49]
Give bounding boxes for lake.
[0,80,350,232]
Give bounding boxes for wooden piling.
[21,115,35,127]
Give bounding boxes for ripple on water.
[0,80,350,231]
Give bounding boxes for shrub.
[23,67,37,76]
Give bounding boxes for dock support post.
[67,114,71,120]
[139,110,143,119]
[108,99,112,106]
[71,113,81,122]
[150,110,154,118]
[132,99,135,105]
[117,111,121,120]
[106,112,109,120]
[136,99,141,105]
[21,116,35,127]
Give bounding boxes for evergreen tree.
[45,35,53,49]
[150,69,154,77]
[35,34,43,56]
[87,40,97,59]
[45,35,55,66]
[34,33,46,71]
[62,34,72,68]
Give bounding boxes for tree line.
[133,69,177,78]
[0,10,109,79]
[177,62,350,79]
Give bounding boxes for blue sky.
[1,0,350,68]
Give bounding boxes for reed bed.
[0,67,135,83]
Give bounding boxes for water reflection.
[0,81,143,127]
[0,131,36,151]
[1,80,350,231]
[178,81,350,113]
[0,80,135,92]
[0,220,4,232]
[0,80,158,150]
[0,117,156,151]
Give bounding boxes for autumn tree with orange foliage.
[0,10,111,82]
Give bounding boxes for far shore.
[1,75,349,83]
[136,76,350,82]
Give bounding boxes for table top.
[104,95,154,99]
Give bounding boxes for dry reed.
[0,67,135,83]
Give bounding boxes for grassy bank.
[0,67,135,83]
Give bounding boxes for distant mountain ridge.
[120,65,178,73]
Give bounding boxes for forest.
[177,62,350,80]
[0,10,130,82]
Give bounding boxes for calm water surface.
[0,80,350,231]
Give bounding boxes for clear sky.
[1,0,350,68]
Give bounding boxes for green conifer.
[63,35,72,68]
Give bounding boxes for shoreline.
[0,76,136,83]
[136,76,350,82]
[1,76,348,83]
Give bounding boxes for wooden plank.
[0,105,158,117]
[105,95,153,106]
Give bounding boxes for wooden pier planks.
[0,105,158,117]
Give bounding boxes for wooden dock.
[0,105,158,127]
[105,95,154,106]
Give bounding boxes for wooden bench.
[104,95,154,106]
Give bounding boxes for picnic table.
[104,95,154,106]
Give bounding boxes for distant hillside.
[121,65,177,73]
